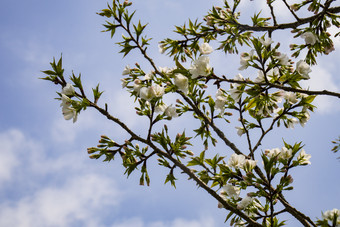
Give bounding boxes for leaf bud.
[186,150,194,156]
[101,135,110,140]
[89,154,101,159]
[87,147,97,154]
[287,175,294,184]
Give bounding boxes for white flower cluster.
[301,31,318,45]
[155,103,178,118]
[228,153,258,171]
[322,208,340,226]
[189,43,213,78]
[218,184,254,210]
[215,89,228,115]
[174,73,189,94]
[265,147,311,165]
[229,73,245,102]
[60,83,77,123]
[132,79,165,101]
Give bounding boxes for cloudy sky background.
[0,0,339,226]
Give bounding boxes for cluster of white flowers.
[229,74,244,102]
[237,195,253,210]
[299,107,310,127]
[215,89,228,115]
[265,147,311,164]
[296,60,312,79]
[218,184,254,210]
[260,37,274,47]
[228,153,258,171]
[265,147,293,160]
[158,43,166,54]
[297,149,311,165]
[199,42,213,55]
[301,31,318,45]
[235,126,246,137]
[220,184,240,200]
[254,68,280,83]
[322,208,340,225]
[122,65,131,75]
[189,43,213,78]
[173,73,189,94]
[60,83,77,123]
[139,84,165,101]
[131,79,165,101]
[274,52,290,66]
[155,103,178,118]
[239,50,254,70]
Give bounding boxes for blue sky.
[0,0,339,226]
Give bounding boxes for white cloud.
[0,129,41,183]
[0,174,120,227]
[301,65,340,114]
[111,216,215,227]
[0,128,121,227]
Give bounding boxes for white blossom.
[133,79,142,95]
[299,109,310,127]
[297,149,311,165]
[287,118,299,128]
[158,44,166,54]
[237,196,253,209]
[267,67,280,78]
[155,103,167,113]
[199,42,213,55]
[239,51,254,70]
[62,83,75,96]
[301,32,318,45]
[139,85,164,101]
[242,159,257,171]
[234,220,246,226]
[274,53,290,66]
[324,44,335,55]
[62,105,77,123]
[143,72,154,80]
[296,60,312,79]
[265,148,281,158]
[152,84,165,98]
[215,89,227,114]
[284,91,298,104]
[279,147,293,160]
[228,153,246,168]
[322,208,340,224]
[60,94,72,108]
[122,65,131,75]
[220,184,240,199]
[229,87,242,102]
[254,69,277,83]
[139,87,154,101]
[233,73,244,85]
[229,74,244,102]
[120,78,128,88]
[235,126,246,137]
[260,37,274,47]
[159,66,171,74]
[164,105,178,118]
[174,73,189,94]
[254,70,266,83]
[189,56,212,78]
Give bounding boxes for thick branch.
[234,6,340,32]
[216,77,340,99]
